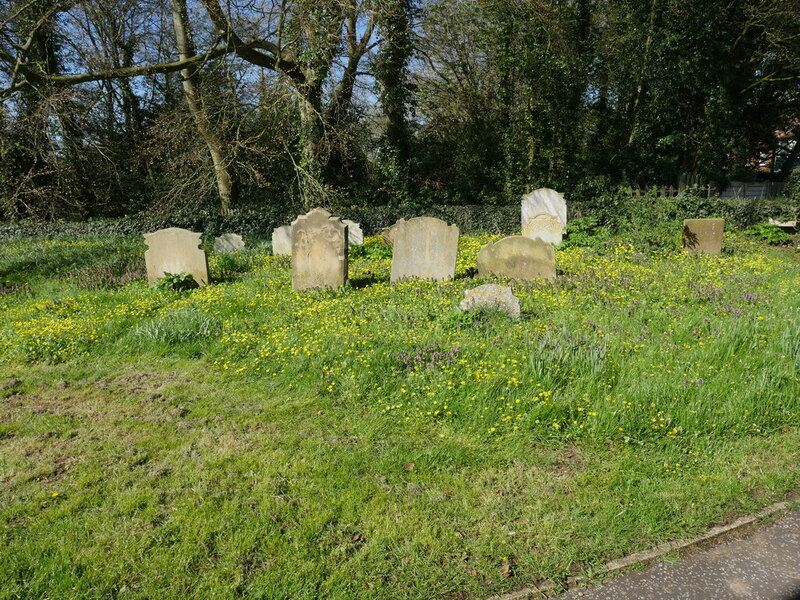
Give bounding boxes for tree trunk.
[297,84,327,208]
[170,0,235,212]
[627,0,658,147]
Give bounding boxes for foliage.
[0,0,797,215]
[562,217,611,250]
[745,223,792,245]
[156,272,200,293]
[349,238,393,259]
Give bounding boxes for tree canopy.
[1,0,798,218]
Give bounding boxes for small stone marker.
[291,208,348,291]
[213,233,245,254]
[144,227,209,286]
[272,225,292,256]
[460,284,521,319]
[343,219,364,245]
[477,235,556,280]
[390,217,459,282]
[683,218,724,255]
[522,188,567,245]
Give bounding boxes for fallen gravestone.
[144,227,209,286]
[683,218,724,255]
[213,233,245,254]
[459,284,521,319]
[768,217,798,233]
[291,208,348,291]
[390,217,460,282]
[522,188,567,245]
[272,225,293,256]
[477,235,556,280]
[343,220,364,245]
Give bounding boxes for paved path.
[562,510,800,600]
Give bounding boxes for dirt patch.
[542,445,585,477]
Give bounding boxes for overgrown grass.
[0,232,799,599]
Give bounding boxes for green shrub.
[156,272,200,292]
[349,240,392,259]
[745,223,791,245]
[562,217,611,250]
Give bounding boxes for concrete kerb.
[485,498,798,600]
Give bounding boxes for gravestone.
[272,225,293,256]
[768,217,798,233]
[381,223,400,246]
[460,284,521,319]
[144,228,209,286]
[343,219,364,245]
[477,235,556,280]
[522,188,567,245]
[683,218,724,255]
[214,233,245,254]
[390,217,460,282]
[291,208,348,291]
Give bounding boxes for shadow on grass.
[0,239,145,285]
[349,274,388,289]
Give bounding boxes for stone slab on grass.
[214,233,245,254]
[478,235,556,280]
[291,208,348,291]
[144,227,209,286]
[459,284,521,319]
[390,217,459,282]
[683,218,724,255]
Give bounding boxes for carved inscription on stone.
[390,217,459,282]
[478,235,556,280]
[291,208,348,291]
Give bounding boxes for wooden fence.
[627,181,786,199]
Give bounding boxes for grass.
[0,231,799,599]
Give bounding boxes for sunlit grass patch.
[0,232,798,599]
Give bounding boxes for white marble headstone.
[214,233,245,254]
[522,188,567,245]
[272,225,293,256]
[342,220,363,245]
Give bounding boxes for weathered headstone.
[390,217,459,282]
[291,208,348,291]
[144,227,209,286]
[343,219,364,245]
[459,284,521,319]
[683,218,724,255]
[272,225,293,256]
[477,235,556,280]
[522,188,567,245]
[214,233,245,254]
[381,223,400,246]
[768,217,798,233]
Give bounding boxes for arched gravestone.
[522,188,567,245]
[390,217,460,282]
[683,219,724,255]
[477,236,556,280]
[214,233,244,254]
[291,208,348,291]
[272,225,292,255]
[144,228,209,286]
